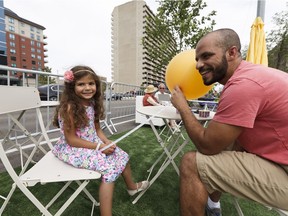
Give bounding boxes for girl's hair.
[53,65,105,130]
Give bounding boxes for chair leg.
[266,206,288,216]
[0,183,17,215]
[233,197,244,216]
[233,197,288,216]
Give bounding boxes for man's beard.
[202,55,228,85]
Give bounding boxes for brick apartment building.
[1,4,47,78]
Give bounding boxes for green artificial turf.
[0,126,279,215]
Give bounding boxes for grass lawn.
[0,126,279,215]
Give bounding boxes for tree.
[266,4,288,72]
[38,66,56,85]
[143,0,216,73]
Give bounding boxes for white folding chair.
[0,86,101,216]
[233,196,288,216]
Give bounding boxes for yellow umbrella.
[246,17,268,66]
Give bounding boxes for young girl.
[52,65,149,216]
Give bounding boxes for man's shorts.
[196,151,288,210]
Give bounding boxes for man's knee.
[180,151,197,177]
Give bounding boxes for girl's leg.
[99,182,114,216]
[121,163,138,190]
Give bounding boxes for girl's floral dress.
[52,105,129,183]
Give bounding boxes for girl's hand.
[101,143,116,155]
[104,139,112,145]
[104,140,117,148]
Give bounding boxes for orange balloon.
[165,49,213,100]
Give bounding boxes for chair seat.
[20,151,101,186]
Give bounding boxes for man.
[154,83,170,101]
[170,28,288,216]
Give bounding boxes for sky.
[4,0,287,81]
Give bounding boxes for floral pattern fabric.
[52,105,129,182]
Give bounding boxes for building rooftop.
[4,7,45,30]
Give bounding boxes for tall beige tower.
[111,0,176,87]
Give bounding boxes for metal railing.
[0,65,144,153]
[105,82,145,132]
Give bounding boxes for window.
[21,22,25,27]
[31,41,35,46]
[36,28,40,34]
[9,26,15,32]
[31,48,35,52]
[30,33,35,39]
[37,49,41,53]
[21,38,25,42]
[31,54,36,58]
[9,34,15,40]
[11,63,16,67]
[37,55,41,60]
[30,26,35,32]
[21,45,26,49]
[8,17,14,24]
[21,30,25,34]
[36,35,40,41]
[11,56,16,61]
[32,60,36,65]
[10,42,15,47]
[37,42,41,47]
[10,49,16,54]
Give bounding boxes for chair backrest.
[0,86,41,115]
[135,95,165,126]
[136,95,144,108]
[0,85,101,215]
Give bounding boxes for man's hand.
[171,86,189,111]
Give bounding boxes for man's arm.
[171,86,243,155]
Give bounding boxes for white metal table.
[133,105,214,204]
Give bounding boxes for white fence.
[0,66,144,162]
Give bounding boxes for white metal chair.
[0,86,101,216]
[233,194,288,216]
[135,96,165,126]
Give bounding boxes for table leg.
[132,139,189,204]
[149,118,180,173]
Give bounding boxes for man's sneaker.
[205,205,222,216]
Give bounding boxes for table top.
[137,106,215,121]
[189,99,218,104]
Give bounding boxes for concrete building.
[111,0,176,87]
[3,7,47,77]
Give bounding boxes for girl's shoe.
[127,181,149,196]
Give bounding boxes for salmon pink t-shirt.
[214,61,288,165]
